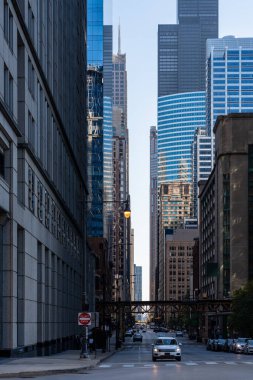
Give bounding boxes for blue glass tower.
[157,92,206,184]
[87,0,104,237]
[206,36,253,167]
[87,0,113,237]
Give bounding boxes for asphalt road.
[3,329,253,380]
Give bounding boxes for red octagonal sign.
[78,312,91,326]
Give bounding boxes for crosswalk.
[98,361,253,369]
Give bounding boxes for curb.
[0,350,117,379]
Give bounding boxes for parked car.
[232,338,249,353]
[176,331,183,337]
[152,337,182,362]
[223,338,235,352]
[243,339,253,354]
[125,329,133,337]
[133,332,143,342]
[214,338,226,351]
[206,338,214,351]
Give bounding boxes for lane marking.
[99,364,111,368]
[205,361,218,365]
[185,362,198,366]
[224,361,237,365]
[123,364,135,367]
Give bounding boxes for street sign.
[78,312,91,326]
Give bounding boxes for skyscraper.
[149,126,158,301]
[87,0,104,237]
[206,36,253,134]
[157,91,206,184]
[0,0,86,355]
[158,0,218,97]
[111,26,131,301]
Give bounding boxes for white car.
[152,337,182,362]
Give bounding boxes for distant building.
[111,26,131,301]
[158,178,192,300]
[157,92,206,184]
[191,128,212,219]
[206,36,253,166]
[199,113,253,300]
[134,265,142,301]
[150,126,158,301]
[164,229,199,301]
[158,0,218,97]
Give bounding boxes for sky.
[111,0,253,300]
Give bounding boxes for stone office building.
[199,114,253,300]
[0,0,87,356]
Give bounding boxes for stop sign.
[78,312,91,326]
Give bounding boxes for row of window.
[28,166,80,257]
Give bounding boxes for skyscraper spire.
[118,20,121,54]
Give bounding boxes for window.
[28,111,36,150]
[45,191,50,229]
[28,58,35,97]
[0,146,5,178]
[37,180,43,222]
[28,3,35,41]
[4,1,13,50]
[28,166,35,213]
[4,65,13,113]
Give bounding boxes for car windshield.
[155,339,177,345]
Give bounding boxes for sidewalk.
[0,349,116,378]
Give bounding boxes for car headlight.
[153,348,158,353]
[236,344,241,348]
[176,348,181,352]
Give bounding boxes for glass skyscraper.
[87,1,113,238]
[157,92,206,184]
[207,36,253,135]
[158,0,218,97]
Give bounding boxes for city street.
[1,329,253,380]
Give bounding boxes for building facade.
[206,36,253,166]
[158,92,206,184]
[199,114,253,300]
[158,0,218,97]
[158,180,192,300]
[111,27,131,302]
[149,126,158,301]
[164,229,199,302]
[191,128,212,219]
[0,0,87,355]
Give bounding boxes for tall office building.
[111,27,131,301]
[158,0,218,97]
[0,0,86,355]
[191,128,212,219]
[87,0,104,237]
[149,126,158,301]
[134,265,142,301]
[157,91,206,184]
[206,36,253,166]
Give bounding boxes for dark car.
[133,332,143,342]
[214,338,226,351]
[223,338,234,352]
[154,326,168,333]
[206,338,214,351]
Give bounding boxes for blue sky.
[111,0,253,300]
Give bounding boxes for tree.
[229,281,253,336]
